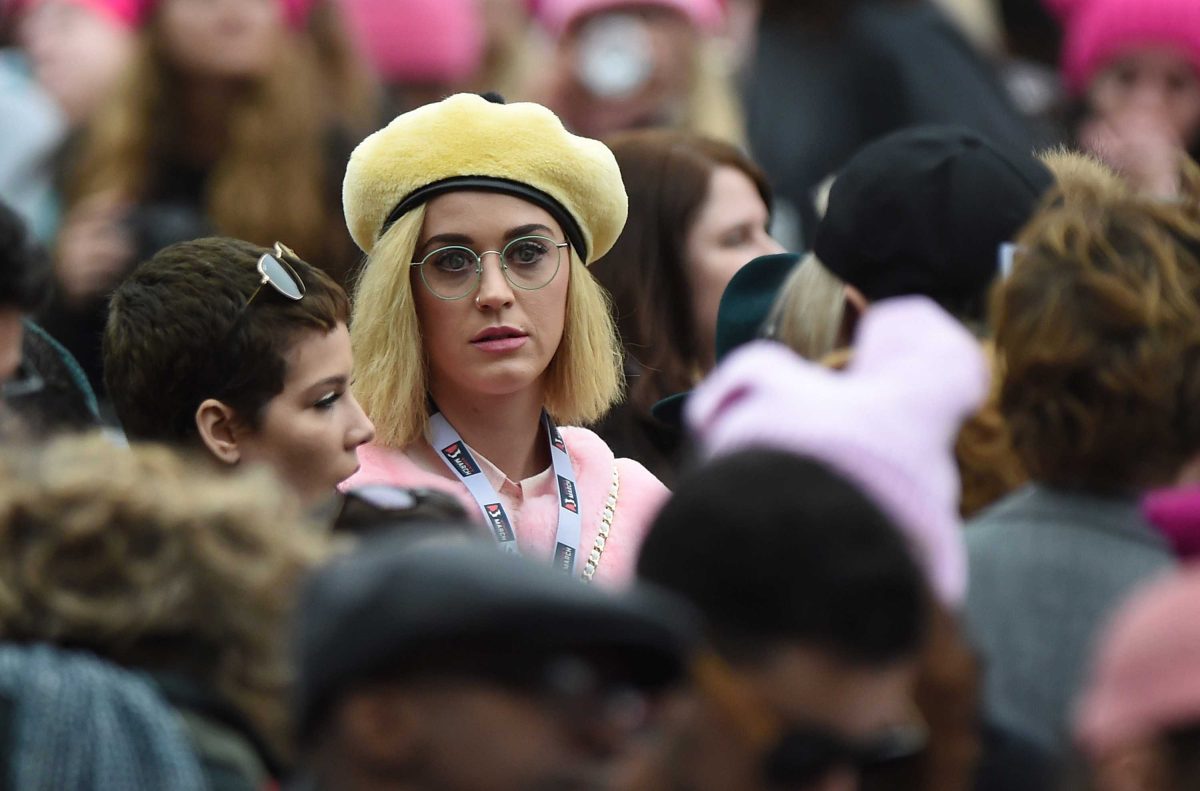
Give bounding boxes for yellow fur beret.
[343,93,628,263]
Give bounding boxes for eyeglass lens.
[258,253,305,301]
[417,235,564,300]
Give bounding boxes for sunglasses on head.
[692,653,926,789]
[248,242,306,305]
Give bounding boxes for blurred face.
[413,192,571,406]
[642,647,920,791]
[562,7,697,137]
[19,0,135,124]
[329,656,653,791]
[1090,48,1200,146]
[237,323,375,506]
[156,0,283,80]
[685,166,784,370]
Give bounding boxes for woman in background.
[589,128,783,484]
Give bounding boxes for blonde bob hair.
[351,205,624,448]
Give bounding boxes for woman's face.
[19,0,135,125]
[157,0,283,80]
[1090,47,1200,146]
[237,323,376,506]
[412,192,571,404]
[685,165,785,370]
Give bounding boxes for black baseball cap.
[814,125,1053,322]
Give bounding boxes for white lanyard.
[429,410,584,576]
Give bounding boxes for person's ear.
[195,398,243,465]
[838,284,868,346]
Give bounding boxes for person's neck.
[430,381,550,482]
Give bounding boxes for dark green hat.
[651,252,800,426]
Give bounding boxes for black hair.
[104,237,349,443]
[637,449,927,667]
[0,202,49,313]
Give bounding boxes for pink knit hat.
[337,0,484,84]
[536,0,722,37]
[1075,566,1200,757]
[1046,0,1200,96]
[686,296,989,607]
[13,0,140,27]
[1143,486,1200,559]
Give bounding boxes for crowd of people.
[3,0,1200,789]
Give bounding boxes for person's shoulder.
[559,427,667,491]
[342,442,452,492]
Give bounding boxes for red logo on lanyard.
[485,503,516,543]
[557,475,579,514]
[442,442,482,477]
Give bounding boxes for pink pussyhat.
[12,0,141,27]
[686,296,990,607]
[536,0,722,37]
[1044,0,1200,96]
[1075,566,1200,757]
[337,0,485,84]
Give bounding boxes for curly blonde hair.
[0,435,329,759]
[994,170,1200,491]
[351,207,624,448]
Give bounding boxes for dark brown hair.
[993,177,1200,491]
[104,236,349,443]
[591,129,772,415]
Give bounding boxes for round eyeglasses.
[411,235,570,301]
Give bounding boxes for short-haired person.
[291,532,698,791]
[964,181,1200,751]
[104,236,376,507]
[342,93,668,585]
[632,450,930,791]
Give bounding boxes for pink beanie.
[686,296,989,608]
[1143,486,1200,559]
[337,0,484,84]
[1046,0,1200,96]
[14,0,140,27]
[536,0,722,37]
[1075,566,1200,756]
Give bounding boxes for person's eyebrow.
[418,233,474,254]
[302,375,348,394]
[504,224,556,240]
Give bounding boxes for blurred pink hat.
[686,296,990,607]
[1044,0,1200,96]
[14,0,140,27]
[1076,566,1200,756]
[337,0,484,84]
[536,0,722,37]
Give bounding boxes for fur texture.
[341,426,668,587]
[343,93,628,261]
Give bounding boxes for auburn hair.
[993,173,1200,491]
[68,9,363,282]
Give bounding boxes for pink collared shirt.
[342,426,670,587]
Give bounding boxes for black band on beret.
[379,176,589,261]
